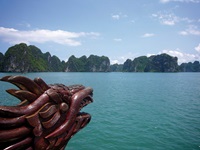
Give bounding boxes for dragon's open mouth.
[72,89,93,135]
[77,93,93,127]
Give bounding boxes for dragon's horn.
[6,89,38,103]
[34,77,50,91]
[0,76,44,96]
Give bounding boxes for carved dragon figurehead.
[0,75,93,150]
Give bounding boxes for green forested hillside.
[0,43,199,72]
[122,54,178,72]
[65,55,110,72]
[2,43,63,72]
[0,43,110,72]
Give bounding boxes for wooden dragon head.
[0,75,93,150]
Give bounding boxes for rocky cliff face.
[144,54,178,72]
[179,61,200,72]
[66,55,110,72]
[85,55,110,72]
[2,43,64,72]
[122,53,179,72]
[123,56,149,72]
[0,52,4,71]
[0,43,199,72]
[3,43,31,72]
[0,43,110,72]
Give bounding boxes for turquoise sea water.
[0,72,199,150]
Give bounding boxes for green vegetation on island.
[0,43,110,72]
[2,43,65,72]
[179,61,200,72]
[65,55,110,72]
[0,43,199,72]
[112,54,179,72]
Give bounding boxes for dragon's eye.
[60,102,69,113]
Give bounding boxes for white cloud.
[111,59,120,64]
[18,22,31,28]
[112,15,120,20]
[161,49,200,64]
[141,33,155,38]
[0,27,100,46]
[110,56,126,64]
[111,12,128,20]
[181,17,194,23]
[130,20,135,23]
[162,20,176,25]
[160,0,170,3]
[195,43,200,52]
[152,12,195,26]
[147,53,156,57]
[152,12,180,26]
[152,14,158,18]
[160,0,200,3]
[113,38,122,42]
[179,25,200,36]
[110,52,137,64]
[179,31,188,35]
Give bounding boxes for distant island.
[0,43,199,72]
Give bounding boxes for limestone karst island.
[0,43,199,72]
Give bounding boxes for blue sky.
[0,0,200,64]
